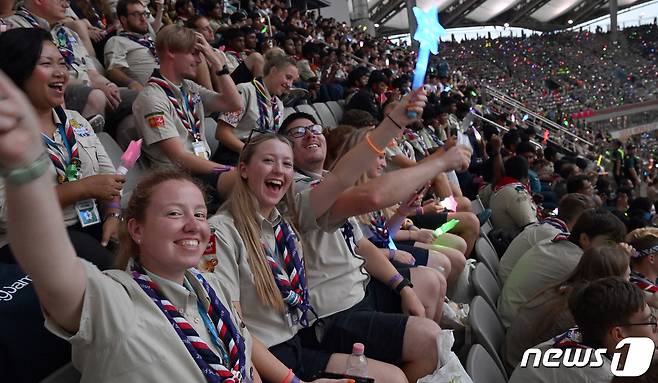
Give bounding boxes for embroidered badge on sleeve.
[145,112,165,129]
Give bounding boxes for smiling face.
[239,138,294,217]
[366,155,387,179]
[265,64,298,97]
[23,41,68,111]
[172,48,202,79]
[40,0,69,24]
[286,117,326,173]
[128,180,210,280]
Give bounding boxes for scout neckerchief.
[119,31,159,64]
[296,168,359,255]
[630,270,658,294]
[130,261,246,383]
[493,176,528,194]
[263,219,317,327]
[14,6,42,29]
[224,49,242,63]
[552,327,588,349]
[252,78,281,132]
[54,26,76,66]
[148,70,202,141]
[368,210,390,248]
[541,217,569,235]
[403,129,429,157]
[41,107,80,184]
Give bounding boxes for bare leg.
[400,317,441,382]
[414,243,465,283]
[81,89,107,119]
[325,354,408,383]
[446,212,479,258]
[409,266,446,323]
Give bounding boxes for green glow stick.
[434,219,459,236]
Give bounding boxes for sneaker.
[476,208,492,227]
[88,114,105,132]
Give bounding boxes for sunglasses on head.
[286,124,324,139]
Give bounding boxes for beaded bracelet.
[415,206,423,216]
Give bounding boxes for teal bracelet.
[1,152,50,185]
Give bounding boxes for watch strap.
[394,278,414,295]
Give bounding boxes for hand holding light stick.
[117,139,142,175]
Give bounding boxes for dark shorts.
[270,275,410,380]
[395,242,429,266]
[412,212,449,230]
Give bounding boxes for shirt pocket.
[76,136,101,176]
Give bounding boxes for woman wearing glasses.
[0,28,123,264]
[205,92,474,383]
[213,50,297,166]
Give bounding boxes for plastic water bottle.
[345,343,368,378]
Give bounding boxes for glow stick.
[118,139,143,175]
[433,219,459,237]
[407,5,445,119]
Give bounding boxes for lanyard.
[196,301,231,364]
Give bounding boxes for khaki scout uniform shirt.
[292,170,369,319]
[5,12,95,84]
[104,33,159,85]
[217,81,285,140]
[206,190,320,347]
[133,76,216,168]
[498,222,562,284]
[45,260,254,383]
[0,109,115,248]
[489,183,538,232]
[498,238,583,328]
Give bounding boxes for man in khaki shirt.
[104,0,159,88]
[132,24,241,176]
[490,155,539,233]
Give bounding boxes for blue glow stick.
[408,6,446,119]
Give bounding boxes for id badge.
[75,199,101,227]
[192,140,209,160]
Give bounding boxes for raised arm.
[309,89,428,220]
[0,71,86,333]
[326,145,471,223]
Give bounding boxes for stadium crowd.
[1,0,658,382]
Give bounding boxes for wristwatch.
[215,65,230,76]
[394,278,414,295]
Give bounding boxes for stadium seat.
[283,107,296,120]
[326,101,343,124]
[481,220,493,236]
[312,103,337,129]
[40,363,81,383]
[204,117,219,155]
[471,198,484,215]
[469,296,508,378]
[471,262,501,309]
[295,104,321,123]
[474,237,501,282]
[466,344,508,383]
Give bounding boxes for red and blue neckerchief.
[541,217,569,236]
[225,49,243,63]
[54,26,76,66]
[630,270,658,294]
[130,262,246,383]
[252,78,281,132]
[368,210,390,248]
[552,327,587,349]
[41,107,80,184]
[148,70,202,141]
[14,6,42,28]
[264,220,317,327]
[403,129,429,157]
[119,31,159,64]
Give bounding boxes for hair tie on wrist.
[365,132,385,156]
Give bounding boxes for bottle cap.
[352,342,364,354]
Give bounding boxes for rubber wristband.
[105,202,121,210]
[281,369,293,383]
[387,273,404,289]
[416,206,423,216]
[365,132,386,156]
[1,151,50,185]
[386,113,405,130]
[388,248,396,260]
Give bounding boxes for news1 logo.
[520,337,655,377]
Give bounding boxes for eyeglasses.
[127,11,150,19]
[287,124,324,139]
[619,312,658,332]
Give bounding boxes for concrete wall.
[318,0,352,24]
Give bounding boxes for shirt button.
[194,317,200,324]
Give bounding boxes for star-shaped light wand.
[408,5,446,118]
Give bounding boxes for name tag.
[192,140,209,160]
[75,199,101,227]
